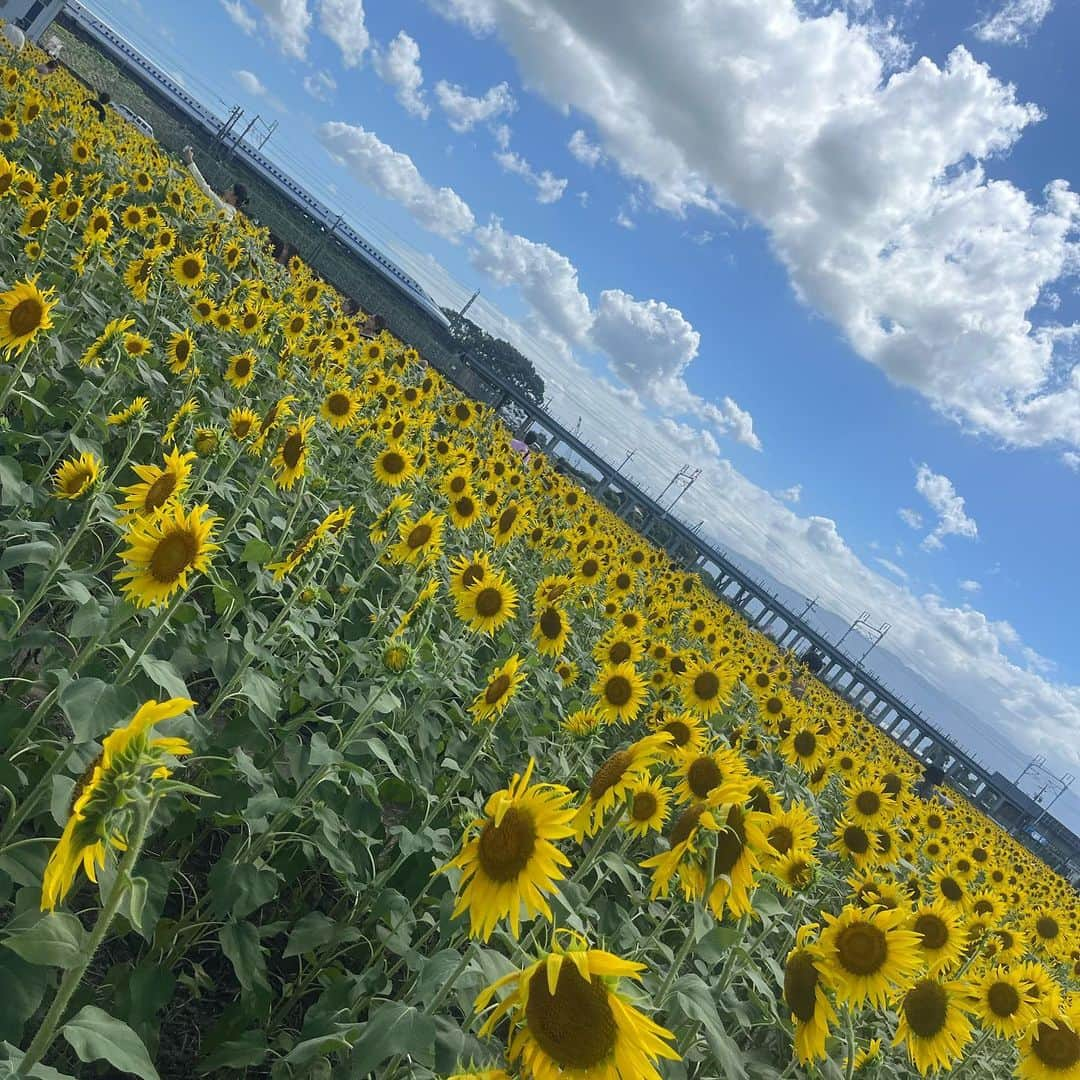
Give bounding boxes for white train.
[61,0,450,329]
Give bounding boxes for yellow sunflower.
[572,733,673,839]
[41,697,195,910]
[389,509,446,567]
[107,396,148,426]
[115,502,220,608]
[272,416,316,490]
[471,655,527,723]
[166,328,196,374]
[320,386,360,429]
[532,605,571,657]
[455,570,519,635]
[812,904,923,1008]
[680,657,730,717]
[893,977,974,1076]
[966,965,1036,1038]
[116,447,195,519]
[783,925,837,1065]
[441,759,575,941]
[1017,1002,1080,1080]
[592,662,647,725]
[671,743,752,805]
[229,406,260,443]
[373,445,415,487]
[476,937,679,1079]
[53,451,102,500]
[623,776,671,837]
[224,350,257,389]
[0,275,57,356]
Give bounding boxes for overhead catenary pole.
[225,113,260,159]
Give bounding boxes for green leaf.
[2,912,87,969]
[283,1028,361,1068]
[58,679,139,742]
[349,1002,435,1076]
[241,669,279,721]
[62,1005,160,1080]
[0,951,50,1043]
[136,655,189,699]
[128,877,149,931]
[51,775,75,828]
[208,861,278,921]
[0,457,32,507]
[197,1031,268,1074]
[69,599,106,639]
[241,538,273,563]
[357,736,403,779]
[414,949,470,1009]
[284,912,336,958]
[0,541,56,571]
[218,921,267,993]
[0,1041,75,1079]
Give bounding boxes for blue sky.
[87,0,1080,804]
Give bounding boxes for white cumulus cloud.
[221,0,257,35]
[303,70,336,102]
[494,150,567,204]
[973,0,1054,44]
[318,121,475,241]
[319,0,369,66]
[915,464,979,551]
[434,80,516,132]
[247,0,311,58]
[899,507,924,530]
[373,31,429,118]
[776,484,802,503]
[960,578,982,592]
[448,0,1080,452]
[568,128,603,167]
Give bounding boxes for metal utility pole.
[617,448,636,472]
[857,621,890,664]
[656,464,691,505]
[798,596,819,619]
[667,467,700,511]
[225,113,260,159]
[257,120,278,149]
[1016,756,1047,785]
[1029,773,1075,833]
[459,290,480,317]
[211,106,242,151]
[309,214,343,260]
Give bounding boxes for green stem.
[5,434,139,641]
[844,1006,857,1080]
[0,350,32,415]
[656,908,699,1005]
[16,800,155,1077]
[115,589,187,684]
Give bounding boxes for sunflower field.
[0,37,1078,1080]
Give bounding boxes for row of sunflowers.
[0,33,1077,1080]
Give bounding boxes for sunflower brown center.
[498,507,518,533]
[144,473,178,513]
[769,825,795,855]
[693,671,720,701]
[525,965,617,1070]
[713,808,746,876]
[327,392,349,415]
[631,791,658,822]
[406,524,432,549]
[615,573,631,590]
[687,756,722,799]
[589,750,633,800]
[1036,916,1059,940]
[454,496,476,519]
[783,950,819,1023]
[282,433,303,469]
[1032,1019,1080,1070]
[835,922,887,976]
[608,641,631,664]
[9,298,43,337]
[454,403,470,421]
[939,877,963,902]
[181,258,199,278]
[669,804,705,847]
[381,451,405,475]
[477,806,536,882]
[235,357,252,378]
[603,675,632,708]
[843,825,871,855]
[927,814,942,830]
[973,899,993,916]
[449,475,467,493]
[539,608,563,639]
[987,982,1020,1017]
[474,587,504,618]
[175,339,190,362]
[661,719,690,747]
[855,791,881,817]
[149,531,197,583]
[484,674,511,705]
[914,913,948,951]
[903,980,948,1038]
[765,696,783,715]
[63,468,93,495]
[793,731,816,757]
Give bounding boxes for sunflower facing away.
[115,502,220,608]
[783,924,837,1065]
[441,758,575,941]
[475,936,679,1080]
[53,451,102,500]
[42,697,195,910]
[0,276,57,356]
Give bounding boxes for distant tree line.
[442,308,545,408]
